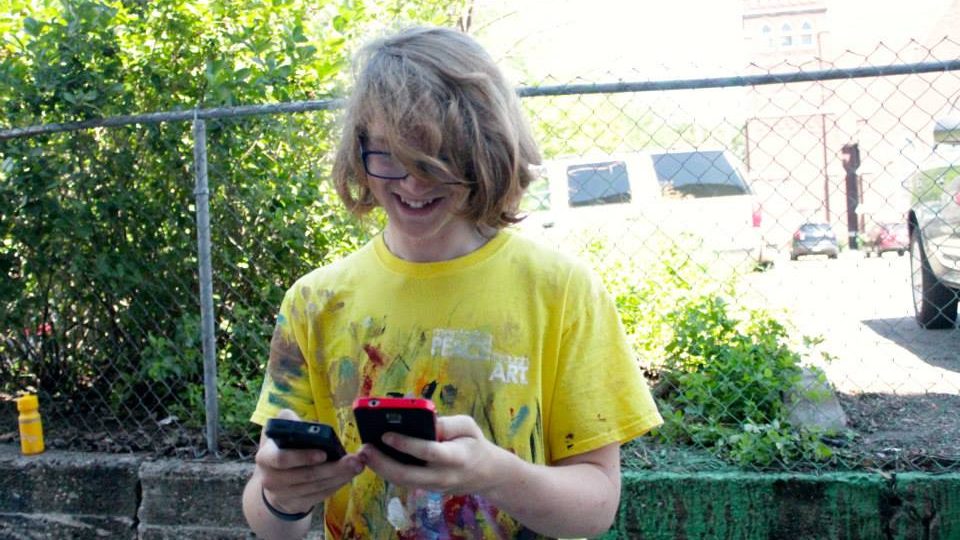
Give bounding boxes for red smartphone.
[353,397,437,466]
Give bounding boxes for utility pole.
[841,143,861,249]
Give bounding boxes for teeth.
[400,196,435,209]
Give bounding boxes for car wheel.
[828,253,838,259]
[790,254,798,261]
[898,250,905,257]
[910,227,959,329]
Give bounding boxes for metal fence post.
[193,115,220,454]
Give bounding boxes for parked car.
[865,222,909,257]
[790,222,839,260]
[520,149,771,268]
[907,114,960,329]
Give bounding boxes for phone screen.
[353,397,436,466]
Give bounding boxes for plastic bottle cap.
[16,394,39,412]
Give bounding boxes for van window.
[911,164,960,204]
[566,160,630,207]
[910,144,960,204]
[652,151,750,198]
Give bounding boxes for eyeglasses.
[359,136,409,180]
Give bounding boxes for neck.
[384,224,494,262]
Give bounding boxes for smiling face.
[362,125,485,262]
[331,28,542,247]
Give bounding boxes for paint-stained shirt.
[251,229,663,539]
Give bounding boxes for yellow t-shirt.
[251,230,662,539]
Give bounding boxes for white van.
[521,149,769,267]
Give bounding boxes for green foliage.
[521,93,746,160]
[0,0,464,438]
[586,238,834,467]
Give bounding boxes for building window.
[801,21,814,46]
[781,23,793,47]
[762,24,773,48]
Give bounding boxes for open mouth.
[395,194,441,211]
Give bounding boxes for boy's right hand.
[256,409,364,515]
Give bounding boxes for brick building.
[740,0,960,245]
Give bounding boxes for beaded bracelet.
[261,487,314,522]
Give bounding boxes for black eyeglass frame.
[358,136,409,180]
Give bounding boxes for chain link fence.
[2,40,959,472]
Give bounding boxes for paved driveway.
[743,251,960,395]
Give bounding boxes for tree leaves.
[1,0,465,436]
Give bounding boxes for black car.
[790,222,839,260]
[908,115,960,329]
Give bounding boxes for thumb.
[276,408,302,421]
[436,415,480,442]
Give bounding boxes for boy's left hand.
[358,414,510,496]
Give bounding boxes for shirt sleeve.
[250,286,317,426]
[546,263,663,461]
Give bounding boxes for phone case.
[264,418,346,461]
[353,397,437,466]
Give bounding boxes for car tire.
[910,227,959,329]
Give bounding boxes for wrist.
[477,445,525,501]
[261,487,314,522]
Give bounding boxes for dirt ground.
[0,408,259,460]
[836,392,960,470]
[2,389,958,471]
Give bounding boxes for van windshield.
[651,151,750,198]
[566,160,631,207]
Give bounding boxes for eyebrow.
[362,136,390,153]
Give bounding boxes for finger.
[359,444,404,478]
[270,453,364,485]
[266,466,354,498]
[264,462,331,490]
[276,408,302,421]
[263,455,365,501]
[436,415,480,442]
[360,443,458,494]
[257,437,329,470]
[360,443,436,485]
[381,432,439,463]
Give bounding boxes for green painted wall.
[601,471,960,540]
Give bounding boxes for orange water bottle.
[16,394,45,455]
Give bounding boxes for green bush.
[585,237,834,467]
[0,0,465,440]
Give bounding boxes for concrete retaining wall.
[2,445,958,539]
[607,471,959,539]
[0,446,325,539]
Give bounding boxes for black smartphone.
[353,397,437,466]
[264,418,346,461]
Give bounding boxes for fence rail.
[2,44,958,471]
[5,60,960,141]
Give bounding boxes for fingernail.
[352,460,364,474]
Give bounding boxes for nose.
[395,171,439,195]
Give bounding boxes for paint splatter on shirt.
[252,231,662,539]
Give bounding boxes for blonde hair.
[332,26,541,228]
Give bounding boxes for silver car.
[908,115,960,329]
